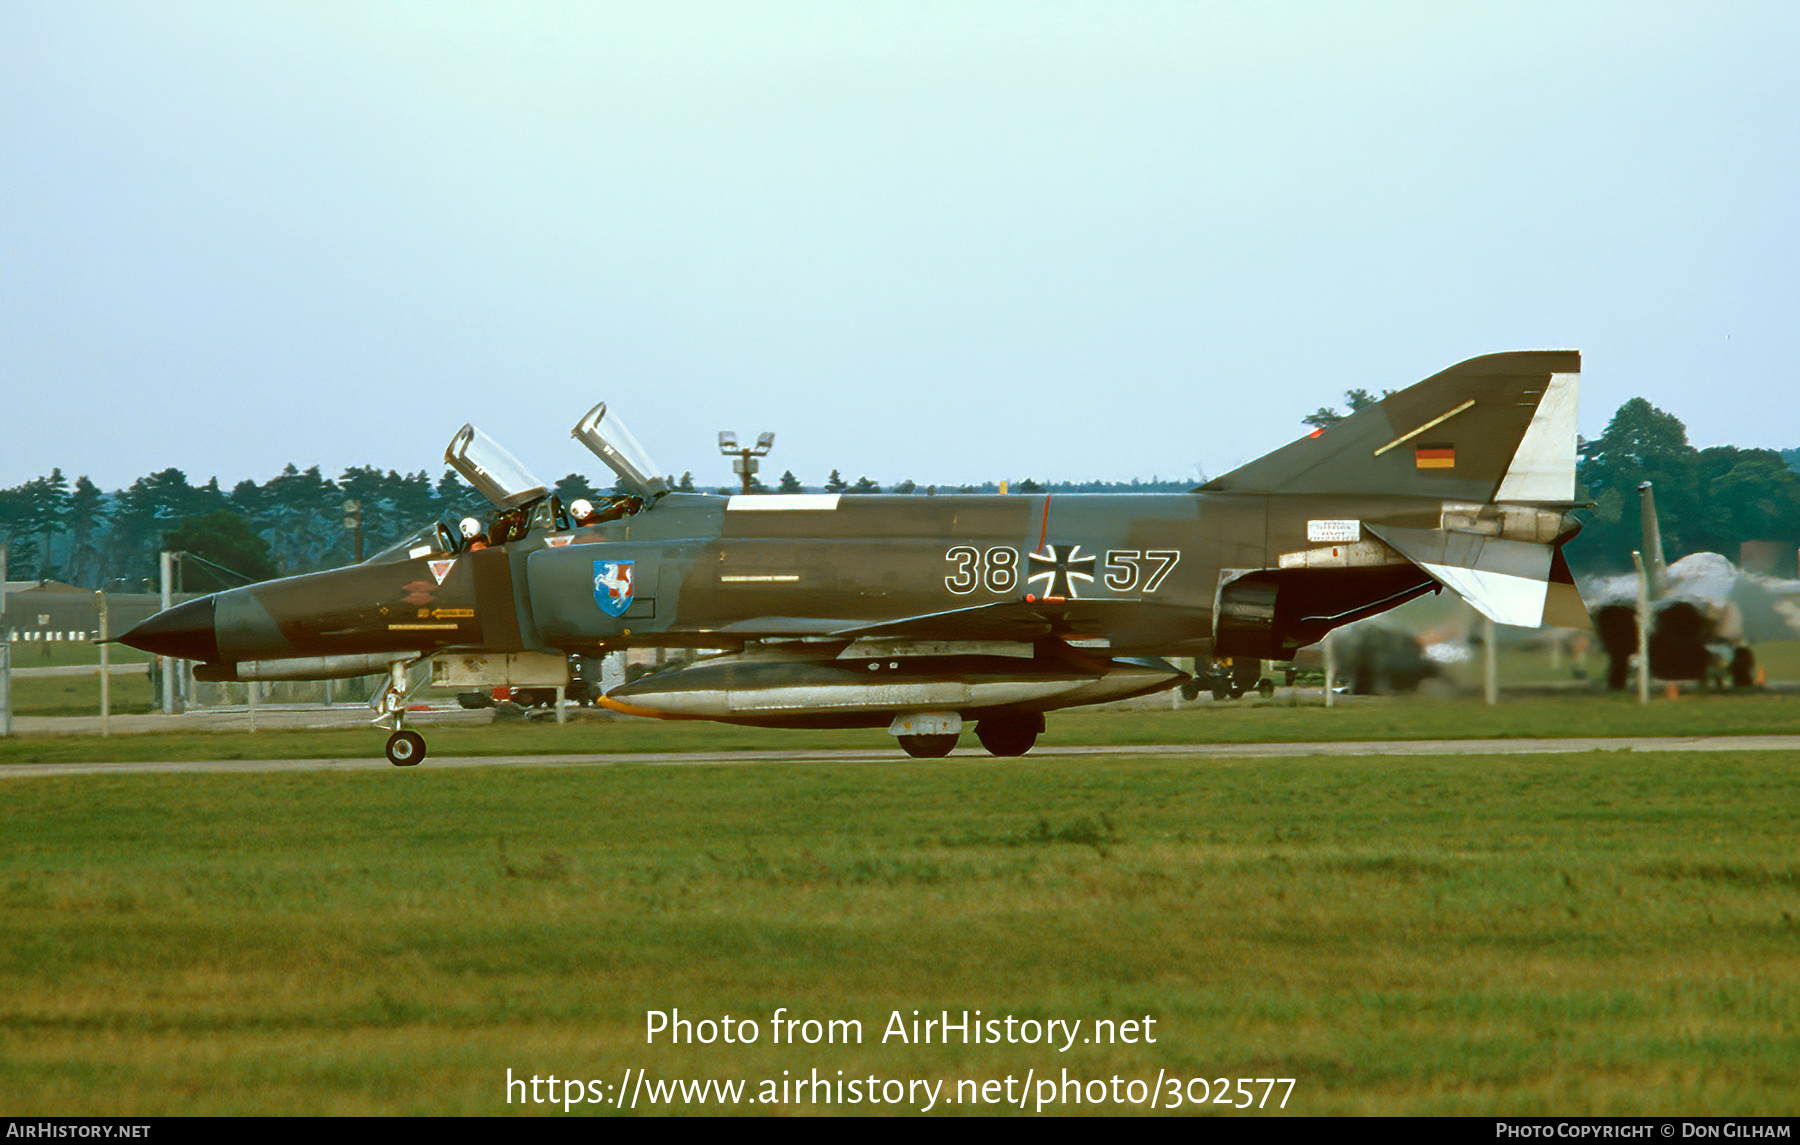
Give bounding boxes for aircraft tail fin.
[1209,349,1589,630]
[1202,350,1581,504]
[1638,482,1669,596]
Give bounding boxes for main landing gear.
[897,734,958,758]
[892,713,1044,758]
[373,660,428,767]
[1180,658,1275,701]
[975,714,1043,757]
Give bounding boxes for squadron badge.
[593,559,635,617]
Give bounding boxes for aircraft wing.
[833,601,1085,642]
[699,600,1208,652]
[701,608,1064,642]
[708,616,869,638]
[830,598,1209,646]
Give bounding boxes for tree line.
[11,393,1775,593]
[0,465,492,593]
[1571,399,1800,576]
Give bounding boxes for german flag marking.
[1414,442,1456,469]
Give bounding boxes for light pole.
[160,551,178,714]
[343,500,363,562]
[718,431,775,494]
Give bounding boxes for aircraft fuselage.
[131,489,1454,674]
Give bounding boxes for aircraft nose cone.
[119,596,220,662]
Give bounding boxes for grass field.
[2,748,1797,1115]
[1,643,154,669]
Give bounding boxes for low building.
[1,580,185,643]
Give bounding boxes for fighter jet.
[1587,481,1800,689]
[121,350,1589,765]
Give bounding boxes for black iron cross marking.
[1027,544,1097,599]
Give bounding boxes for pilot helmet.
[459,517,483,539]
[569,498,594,521]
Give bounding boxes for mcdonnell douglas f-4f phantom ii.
[120,350,1589,765]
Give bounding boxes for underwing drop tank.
[602,641,1187,730]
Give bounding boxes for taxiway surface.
[4,735,1798,778]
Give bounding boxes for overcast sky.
[4,1,1795,495]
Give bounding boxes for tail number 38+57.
[945,547,1179,595]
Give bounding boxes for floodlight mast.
[719,430,776,494]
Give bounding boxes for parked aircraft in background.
[120,350,1589,765]
[1588,482,1800,689]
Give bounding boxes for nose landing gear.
[385,729,426,766]
[373,659,428,766]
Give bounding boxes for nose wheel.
[385,730,426,767]
[372,659,429,766]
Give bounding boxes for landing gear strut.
[373,659,427,766]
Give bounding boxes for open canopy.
[443,424,550,509]
[571,401,670,501]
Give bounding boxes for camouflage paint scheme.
[123,351,1588,757]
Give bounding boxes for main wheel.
[897,733,958,758]
[1731,646,1757,689]
[386,730,426,767]
[975,717,1040,757]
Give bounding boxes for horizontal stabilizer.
[1415,563,1550,628]
[1370,523,1588,629]
[1543,549,1591,630]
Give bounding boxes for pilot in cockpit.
[459,517,490,551]
[568,496,643,527]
